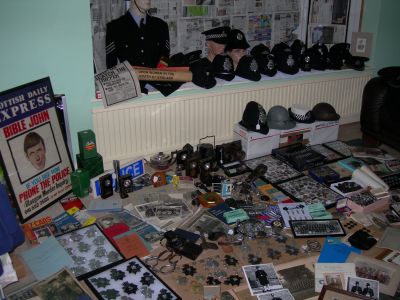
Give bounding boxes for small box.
[78,129,97,159]
[233,123,280,160]
[76,153,104,178]
[279,123,313,147]
[310,120,339,145]
[71,169,90,198]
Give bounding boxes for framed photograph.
[242,263,283,296]
[275,256,319,300]
[55,223,124,280]
[350,32,373,57]
[290,219,346,238]
[319,286,371,300]
[346,276,379,299]
[315,263,356,293]
[84,256,181,300]
[7,268,95,300]
[0,77,73,222]
[346,252,400,296]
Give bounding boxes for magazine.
[21,216,55,245]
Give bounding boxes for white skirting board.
[92,70,373,168]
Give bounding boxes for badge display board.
[277,176,343,208]
[84,256,181,300]
[56,223,124,280]
[0,77,73,222]
[245,155,302,184]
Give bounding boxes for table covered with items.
[2,134,400,300]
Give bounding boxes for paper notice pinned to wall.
[95,61,142,108]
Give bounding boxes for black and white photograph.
[185,210,228,234]
[346,276,379,299]
[290,219,346,238]
[160,197,192,217]
[347,252,400,296]
[257,289,295,300]
[324,272,345,290]
[135,201,158,219]
[155,206,182,220]
[276,259,318,300]
[242,263,283,296]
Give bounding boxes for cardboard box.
[233,123,280,160]
[310,120,339,145]
[279,123,313,147]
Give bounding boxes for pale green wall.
[0,0,399,160]
[0,0,95,160]
[362,0,400,72]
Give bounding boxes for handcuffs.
[144,249,182,274]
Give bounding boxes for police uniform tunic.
[106,12,170,69]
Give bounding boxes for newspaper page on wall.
[0,77,73,222]
[95,61,142,107]
[91,0,303,73]
[307,0,350,47]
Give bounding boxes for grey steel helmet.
[267,105,296,129]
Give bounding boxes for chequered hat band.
[290,110,312,121]
[206,33,227,39]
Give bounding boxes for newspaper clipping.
[95,61,142,107]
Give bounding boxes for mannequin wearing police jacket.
[105,0,170,69]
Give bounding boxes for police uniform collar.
[128,10,147,26]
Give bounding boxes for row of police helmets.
[267,40,369,75]
[197,26,262,83]
[201,27,262,82]
[239,100,340,135]
[224,28,261,81]
[190,26,370,89]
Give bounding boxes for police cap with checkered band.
[202,26,230,44]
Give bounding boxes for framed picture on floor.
[0,77,73,222]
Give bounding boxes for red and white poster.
[0,77,73,222]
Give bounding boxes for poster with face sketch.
[0,77,73,222]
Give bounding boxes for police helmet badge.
[250,59,259,72]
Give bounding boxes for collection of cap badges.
[85,257,180,300]
[56,224,123,279]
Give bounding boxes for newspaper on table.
[95,61,141,108]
